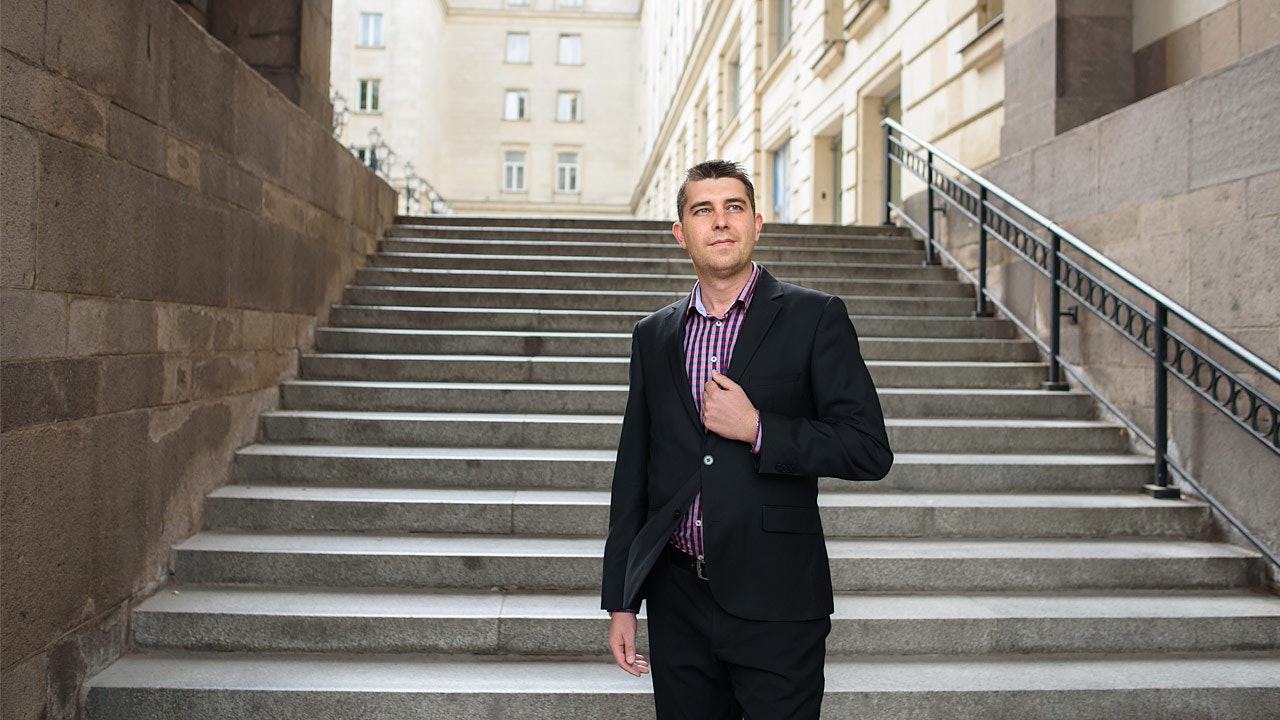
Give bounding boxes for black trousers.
[644,547,831,720]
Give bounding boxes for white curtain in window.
[558,35,582,64]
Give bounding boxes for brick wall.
[0,1,397,716]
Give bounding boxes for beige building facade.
[331,0,644,216]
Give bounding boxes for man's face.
[672,177,763,281]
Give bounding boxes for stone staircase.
[86,217,1280,718]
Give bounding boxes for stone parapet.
[0,1,397,717]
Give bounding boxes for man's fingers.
[709,370,741,390]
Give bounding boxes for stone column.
[207,0,333,128]
[1002,0,1134,156]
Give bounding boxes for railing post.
[924,150,936,266]
[883,123,893,226]
[974,186,992,318]
[1042,233,1069,391]
[1146,304,1180,498]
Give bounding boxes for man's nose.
[712,208,729,227]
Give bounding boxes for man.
[601,160,894,718]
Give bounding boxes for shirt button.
[694,520,702,527]
[710,355,718,364]
[703,455,714,466]
[715,321,723,327]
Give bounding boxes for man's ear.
[754,213,764,234]
[672,221,687,249]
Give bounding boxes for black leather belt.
[663,543,708,580]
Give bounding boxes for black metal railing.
[883,117,1280,567]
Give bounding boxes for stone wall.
[933,43,1280,566]
[0,1,398,717]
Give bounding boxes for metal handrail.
[882,117,1280,569]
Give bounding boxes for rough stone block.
[0,649,49,720]
[1,289,67,361]
[1135,195,1180,240]
[144,399,242,550]
[0,411,151,662]
[1001,0,1055,46]
[232,63,287,182]
[167,8,235,154]
[1199,3,1241,75]
[44,0,169,123]
[230,215,294,311]
[1189,44,1280,189]
[1030,124,1098,221]
[34,134,109,295]
[1058,16,1133,100]
[1163,22,1201,88]
[107,104,165,176]
[241,310,275,350]
[1176,180,1247,232]
[1133,40,1166,100]
[1246,169,1280,219]
[224,162,264,212]
[1,0,46,63]
[1,52,108,150]
[165,134,202,189]
[262,181,308,232]
[1,119,38,288]
[0,358,100,431]
[1097,86,1189,212]
[1001,21,1056,120]
[1241,0,1280,57]
[100,354,166,414]
[162,355,193,404]
[152,179,230,307]
[68,297,159,357]
[103,158,160,300]
[192,352,256,401]
[1188,216,1280,328]
[1000,100,1056,158]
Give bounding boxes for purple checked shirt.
[670,263,764,561]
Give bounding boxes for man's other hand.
[608,612,650,677]
[703,371,757,443]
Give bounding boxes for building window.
[560,0,583,6]
[357,79,380,111]
[723,49,742,118]
[556,91,581,122]
[556,152,580,193]
[505,90,529,120]
[359,13,384,47]
[503,151,527,192]
[771,0,792,55]
[508,0,530,5]
[558,34,583,64]
[772,139,791,222]
[506,33,531,63]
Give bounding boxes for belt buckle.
[695,557,707,580]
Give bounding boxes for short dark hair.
[676,160,756,221]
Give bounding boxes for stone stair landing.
[86,216,1280,719]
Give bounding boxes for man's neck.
[696,265,753,317]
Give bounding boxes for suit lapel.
[726,268,783,381]
[657,296,701,428]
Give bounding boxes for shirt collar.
[689,263,761,319]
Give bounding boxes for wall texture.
[0,1,398,717]
[939,42,1280,567]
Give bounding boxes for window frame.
[503,150,528,192]
[358,12,384,48]
[555,151,581,193]
[556,91,582,122]
[506,32,531,64]
[558,34,583,65]
[504,90,529,121]
[357,78,381,111]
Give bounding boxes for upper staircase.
[86,217,1280,718]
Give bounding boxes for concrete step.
[131,587,1279,656]
[343,285,979,316]
[258,410,1129,454]
[385,224,921,250]
[84,650,1280,720]
[172,532,1260,592]
[326,305,1017,339]
[280,381,1095,419]
[370,251,956,281]
[206,486,1210,538]
[352,267,974,298]
[233,445,1153,492]
[312,328,1038,362]
[378,238,928,265]
[298,354,1050,388]
[391,217,911,238]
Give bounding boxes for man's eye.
[694,207,710,214]
[727,204,743,211]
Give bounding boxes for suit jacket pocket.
[762,505,822,534]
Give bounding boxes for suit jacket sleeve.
[755,294,892,481]
[600,331,649,612]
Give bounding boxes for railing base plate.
[1041,382,1070,392]
[1143,483,1182,499]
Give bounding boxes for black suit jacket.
[601,267,893,622]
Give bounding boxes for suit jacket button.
[673,509,681,519]
[703,454,714,466]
